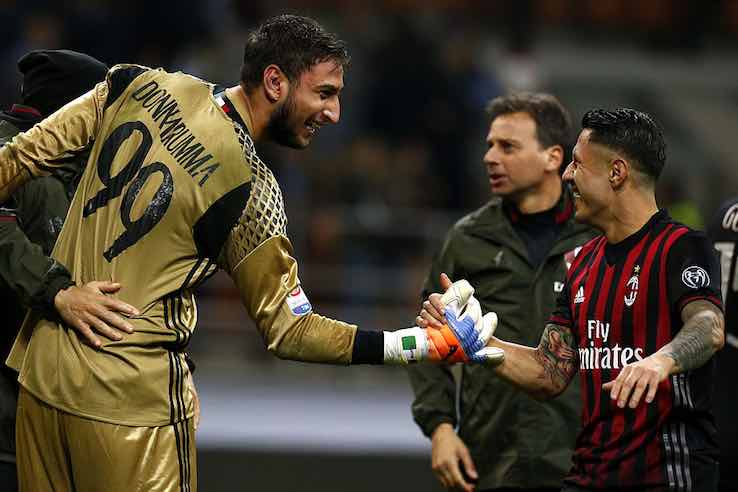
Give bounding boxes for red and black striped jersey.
[550,209,723,491]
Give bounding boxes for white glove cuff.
[383,327,429,364]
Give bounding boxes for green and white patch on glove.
[383,327,429,364]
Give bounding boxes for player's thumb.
[440,272,453,290]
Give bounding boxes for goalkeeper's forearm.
[250,313,455,366]
[229,236,487,365]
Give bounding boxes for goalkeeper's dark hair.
[240,14,350,92]
[486,92,573,153]
[581,108,666,186]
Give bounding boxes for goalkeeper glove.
[384,280,503,364]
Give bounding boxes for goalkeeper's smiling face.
[483,111,562,202]
[266,59,344,149]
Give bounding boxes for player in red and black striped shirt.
[420,108,725,491]
[552,209,722,491]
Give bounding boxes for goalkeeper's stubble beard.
[266,89,305,149]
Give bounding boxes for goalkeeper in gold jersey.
[0,14,501,492]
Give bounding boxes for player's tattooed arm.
[486,322,577,400]
[533,323,579,395]
[659,300,725,373]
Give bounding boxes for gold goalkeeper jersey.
[1,65,358,426]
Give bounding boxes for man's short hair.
[485,92,573,151]
[581,108,666,183]
[240,14,350,91]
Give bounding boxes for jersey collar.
[604,209,669,265]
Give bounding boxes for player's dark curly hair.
[581,108,666,184]
[240,14,350,91]
[486,92,573,152]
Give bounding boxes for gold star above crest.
[634,265,641,274]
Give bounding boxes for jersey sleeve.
[0,80,109,204]
[667,231,724,314]
[549,277,574,328]
[217,141,358,365]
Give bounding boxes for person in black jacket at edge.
[707,196,738,492]
[0,49,186,490]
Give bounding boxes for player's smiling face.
[267,59,343,149]
[563,129,613,226]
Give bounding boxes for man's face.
[562,129,613,225]
[483,112,555,200]
[266,59,344,149]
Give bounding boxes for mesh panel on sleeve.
[223,124,288,270]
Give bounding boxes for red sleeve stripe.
[548,315,571,327]
[677,294,724,314]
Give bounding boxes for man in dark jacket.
[408,93,595,492]
[0,49,139,490]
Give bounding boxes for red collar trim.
[555,199,573,224]
[10,104,42,118]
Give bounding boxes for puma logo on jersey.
[442,345,458,361]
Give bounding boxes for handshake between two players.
[385,274,505,366]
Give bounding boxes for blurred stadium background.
[2,1,738,490]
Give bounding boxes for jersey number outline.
[83,121,174,262]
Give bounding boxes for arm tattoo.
[661,300,725,372]
[534,323,578,393]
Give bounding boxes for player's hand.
[416,273,455,328]
[385,278,501,364]
[602,353,674,409]
[420,274,503,364]
[431,423,478,492]
[54,281,139,348]
[426,282,500,363]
